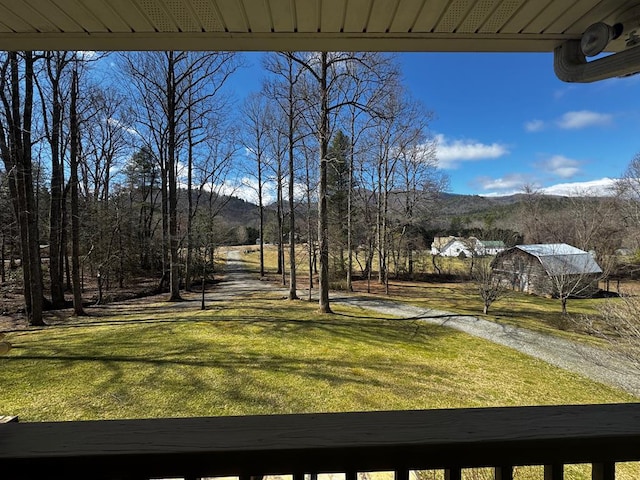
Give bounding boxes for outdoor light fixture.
[580,22,623,57]
[555,8,640,83]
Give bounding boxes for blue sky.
[233,51,640,197]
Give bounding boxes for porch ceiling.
[0,0,635,53]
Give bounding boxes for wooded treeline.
[0,51,448,324]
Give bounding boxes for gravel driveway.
[221,250,640,397]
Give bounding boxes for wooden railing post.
[495,465,513,480]
[592,462,615,480]
[395,468,409,480]
[445,468,461,480]
[544,464,563,480]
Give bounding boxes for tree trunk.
[1,52,45,325]
[318,53,331,313]
[167,52,182,302]
[47,58,66,309]
[185,103,194,292]
[69,65,85,316]
[1,233,5,284]
[287,59,298,300]
[277,163,284,284]
[258,154,265,278]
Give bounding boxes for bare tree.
[615,153,640,252]
[474,257,510,315]
[264,53,308,300]
[549,258,604,316]
[69,60,85,316]
[288,52,393,313]
[35,51,76,308]
[582,294,640,372]
[122,51,238,301]
[240,93,270,278]
[0,52,45,325]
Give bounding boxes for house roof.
[0,1,633,54]
[478,240,505,248]
[515,243,602,276]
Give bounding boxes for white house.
[431,237,506,257]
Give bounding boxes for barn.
[492,243,603,298]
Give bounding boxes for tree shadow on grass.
[4,328,455,417]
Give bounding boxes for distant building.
[431,236,505,258]
[476,240,506,256]
[492,243,602,297]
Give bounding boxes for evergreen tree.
[327,130,351,273]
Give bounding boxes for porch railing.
[2,403,640,480]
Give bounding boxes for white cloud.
[217,178,307,205]
[76,51,97,60]
[478,178,617,198]
[107,117,140,137]
[540,178,617,197]
[435,134,509,169]
[475,173,530,192]
[556,110,613,130]
[539,155,582,179]
[524,119,545,132]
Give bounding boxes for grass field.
[1,289,634,423]
[3,249,638,479]
[247,245,616,344]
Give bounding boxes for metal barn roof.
[515,244,603,276]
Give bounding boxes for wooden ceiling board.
[522,1,576,34]
[434,0,474,33]
[296,0,319,32]
[215,0,248,32]
[388,0,426,32]
[21,0,84,32]
[320,0,346,32]
[343,0,372,32]
[478,0,525,33]
[457,0,501,33]
[367,0,400,33]
[499,0,553,33]
[269,0,295,32]
[53,0,110,32]
[1,1,58,33]
[103,0,155,32]
[412,0,456,32]
[242,0,272,33]
[135,0,179,32]
[75,0,131,32]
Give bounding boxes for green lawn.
[1,290,634,422]
[248,245,610,344]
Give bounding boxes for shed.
[492,243,602,298]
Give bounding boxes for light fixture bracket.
[554,39,640,82]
